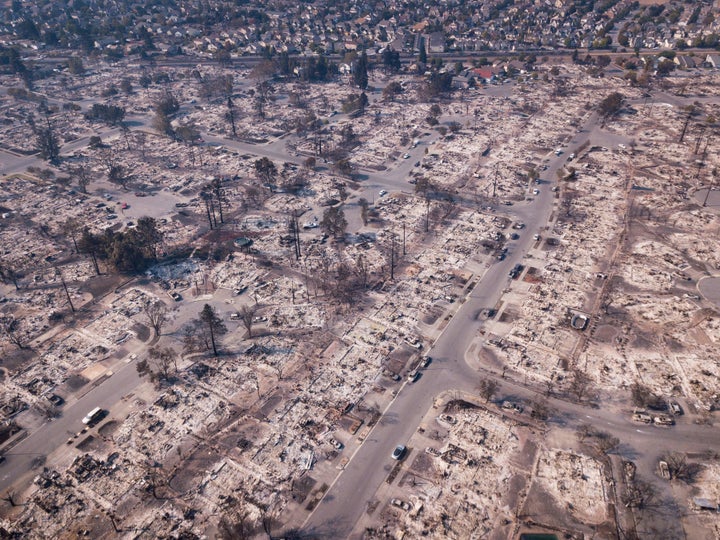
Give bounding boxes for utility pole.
[56,268,75,313]
[693,126,706,155]
[402,223,406,255]
[679,107,693,143]
[425,198,430,233]
[390,232,396,280]
[492,165,499,199]
[691,137,710,188]
[291,211,301,260]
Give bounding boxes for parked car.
[329,438,343,450]
[669,402,683,415]
[391,444,406,460]
[390,498,411,511]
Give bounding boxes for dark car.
[391,445,406,460]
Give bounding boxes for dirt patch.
[499,307,519,323]
[386,347,414,373]
[79,274,129,299]
[422,305,444,325]
[98,420,120,437]
[292,475,316,504]
[523,267,543,284]
[65,374,90,391]
[339,414,363,434]
[256,392,283,420]
[386,458,405,484]
[0,422,22,445]
[76,435,105,452]
[169,445,223,493]
[112,347,128,360]
[408,451,435,475]
[305,482,328,511]
[592,325,618,343]
[444,399,480,413]
[521,483,570,532]
[131,322,151,342]
[631,332,657,349]
[0,348,36,373]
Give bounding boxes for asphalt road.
[0,357,141,492]
[299,105,720,537]
[300,113,587,538]
[1,74,717,536]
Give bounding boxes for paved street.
[1,76,717,539]
[0,355,142,492]
[300,103,720,537]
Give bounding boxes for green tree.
[135,217,163,259]
[320,206,347,239]
[254,157,277,189]
[107,164,129,189]
[382,47,401,72]
[199,304,227,356]
[35,125,60,163]
[382,81,403,101]
[354,51,369,89]
[598,92,624,123]
[78,228,102,275]
[106,231,147,272]
[418,45,427,65]
[67,57,85,75]
[358,198,370,225]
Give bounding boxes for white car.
[402,153,410,159]
[379,190,387,197]
[533,188,540,195]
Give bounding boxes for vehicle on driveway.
[669,402,683,415]
[391,498,411,511]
